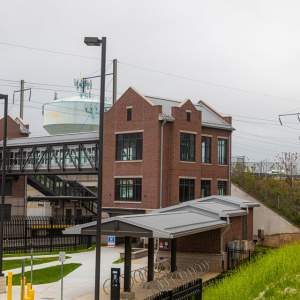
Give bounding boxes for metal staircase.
[27,174,98,215]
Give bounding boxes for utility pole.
[20,79,24,119]
[113,59,117,105]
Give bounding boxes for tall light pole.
[84,37,106,300]
[0,94,8,280]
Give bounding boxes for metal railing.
[227,248,267,270]
[27,174,98,215]
[143,277,202,300]
[102,258,207,299]
[2,215,92,253]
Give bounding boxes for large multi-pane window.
[180,133,195,162]
[201,136,211,164]
[218,138,227,165]
[116,132,143,161]
[201,180,211,198]
[115,178,142,201]
[179,179,195,202]
[217,181,227,195]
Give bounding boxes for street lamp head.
[84,37,101,46]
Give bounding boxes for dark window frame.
[115,178,142,202]
[180,132,196,162]
[218,138,228,165]
[217,181,227,195]
[0,179,12,196]
[242,215,247,240]
[116,132,143,161]
[201,136,211,164]
[187,111,191,122]
[179,178,195,202]
[201,180,211,198]
[127,108,132,121]
[0,204,11,218]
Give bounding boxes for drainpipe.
[155,120,167,265]
[159,120,167,209]
[228,134,231,195]
[221,216,231,271]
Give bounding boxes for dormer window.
[127,107,132,121]
[186,111,191,122]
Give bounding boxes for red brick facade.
[158,209,254,255]
[102,87,232,210]
[0,116,30,216]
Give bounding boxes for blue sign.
[108,236,115,247]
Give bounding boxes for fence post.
[167,289,173,300]
[50,218,53,252]
[249,249,251,263]
[24,219,28,253]
[74,235,77,251]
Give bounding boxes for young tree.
[276,152,299,191]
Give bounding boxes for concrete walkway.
[0,246,146,300]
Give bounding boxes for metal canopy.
[63,195,260,239]
[64,210,228,239]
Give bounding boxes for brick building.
[0,116,30,216]
[102,87,233,215]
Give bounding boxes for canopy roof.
[64,196,259,239]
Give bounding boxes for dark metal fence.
[2,215,92,254]
[143,278,202,300]
[227,249,267,270]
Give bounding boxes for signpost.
[108,236,115,247]
[30,248,33,289]
[59,252,66,300]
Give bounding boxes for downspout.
[221,216,231,271]
[155,119,166,264]
[228,133,231,195]
[160,120,167,209]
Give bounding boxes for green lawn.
[10,263,82,285]
[113,258,125,264]
[4,244,96,258]
[203,242,300,300]
[3,256,71,271]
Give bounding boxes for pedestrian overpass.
[0,132,99,175]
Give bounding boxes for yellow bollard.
[28,289,35,300]
[7,272,13,300]
[27,283,31,298]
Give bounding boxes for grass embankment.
[203,242,300,300]
[4,244,96,258]
[232,169,300,226]
[3,256,71,271]
[10,263,82,285]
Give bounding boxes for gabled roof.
[154,195,256,217]
[146,95,233,130]
[63,196,259,238]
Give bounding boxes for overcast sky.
[1,0,300,163]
